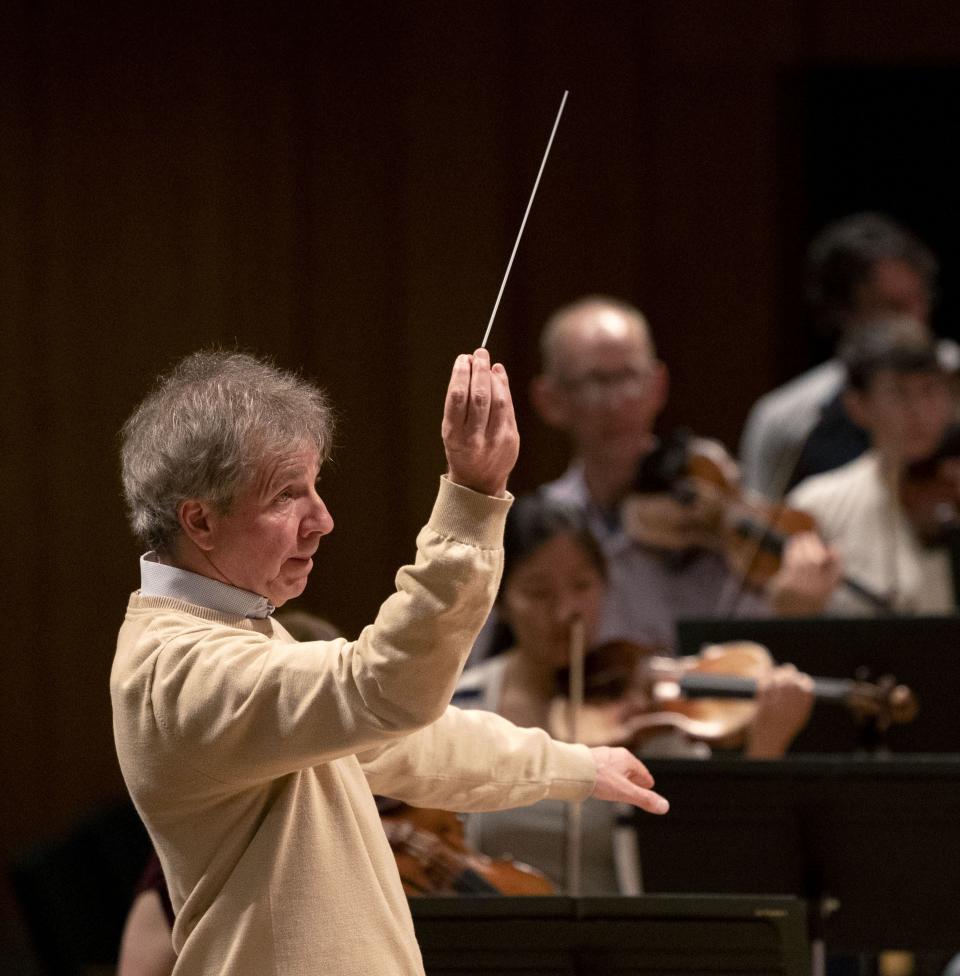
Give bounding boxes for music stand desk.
[630,754,960,951]
[411,893,809,975]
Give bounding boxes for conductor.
[111,347,668,976]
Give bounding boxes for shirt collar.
[139,552,275,618]
[544,461,633,555]
[543,461,588,504]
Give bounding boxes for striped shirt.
[139,551,274,618]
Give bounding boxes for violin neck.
[679,673,851,703]
[730,515,786,555]
[452,868,501,895]
[730,515,894,614]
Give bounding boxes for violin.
[380,802,555,896]
[900,423,960,546]
[622,429,892,612]
[549,639,918,750]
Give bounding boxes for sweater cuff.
[427,476,514,549]
[544,741,597,803]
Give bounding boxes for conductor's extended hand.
[589,746,669,815]
[442,348,520,498]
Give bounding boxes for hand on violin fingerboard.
[744,665,815,759]
[620,492,719,552]
[767,531,842,616]
[442,348,520,498]
[589,746,669,814]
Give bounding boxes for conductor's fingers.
[621,754,656,790]
[590,746,667,812]
[614,777,670,815]
[465,347,492,433]
[486,363,515,436]
[443,354,472,430]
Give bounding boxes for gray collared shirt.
[139,551,275,618]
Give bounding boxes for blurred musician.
[520,295,838,654]
[789,315,960,616]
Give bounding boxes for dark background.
[5,0,960,963]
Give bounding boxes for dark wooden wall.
[4,0,960,959]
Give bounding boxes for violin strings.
[481,90,569,350]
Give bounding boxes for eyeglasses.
[558,367,653,405]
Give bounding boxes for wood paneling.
[3,5,960,944]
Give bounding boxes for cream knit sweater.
[111,478,596,975]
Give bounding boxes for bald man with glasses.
[527,296,839,654]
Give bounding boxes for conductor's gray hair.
[121,350,334,554]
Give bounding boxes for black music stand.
[411,893,810,975]
[675,616,960,753]
[628,755,960,952]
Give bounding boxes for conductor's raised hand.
[589,746,669,815]
[442,349,520,497]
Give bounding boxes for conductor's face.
[198,444,334,606]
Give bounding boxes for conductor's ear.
[178,499,217,552]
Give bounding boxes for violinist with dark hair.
[521,296,840,655]
[788,314,960,615]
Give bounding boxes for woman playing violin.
[788,314,960,615]
[454,494,814,893]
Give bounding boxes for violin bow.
[481,90,568,350]
[564,615,585,897]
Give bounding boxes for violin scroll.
[845,669,919,729]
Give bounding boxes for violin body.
[549,640,767,749]
[900,423,960,545]
[381,804,555,896]
[622,430,814,588]
[548,639,917,751]
[623,429,892,612]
